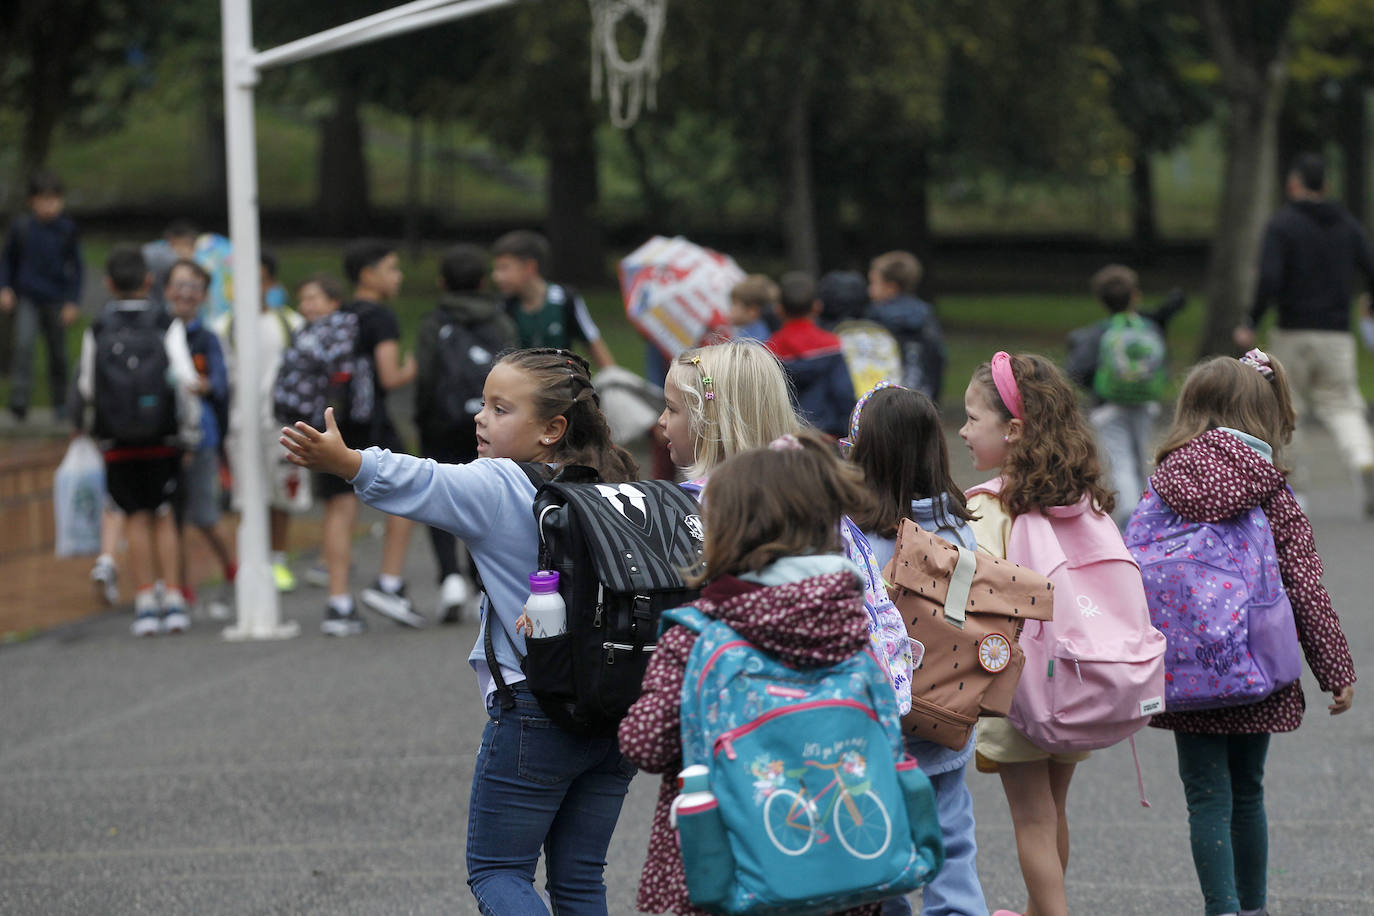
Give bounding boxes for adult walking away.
[1235,152,1374,513]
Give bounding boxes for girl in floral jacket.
[1137,351,1356,916]
[618,431,893,916]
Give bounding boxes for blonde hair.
[1156,355,1297,471]
[667,338,799,479]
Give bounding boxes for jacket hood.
[1152,428,1287,519]
[869,295,934,332]
[699,570,871,669]
[437,291,503,323]
[910,493,958,526]
[1292,198,1346,227]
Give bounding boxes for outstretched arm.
[281,407,363,480]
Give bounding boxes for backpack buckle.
[632,594,653,620]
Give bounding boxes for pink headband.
[990,351,1023,420]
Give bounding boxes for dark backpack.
[92,308,177,445]
[425,313,508,432]
[484,464,706,736]
[272,311,374,428]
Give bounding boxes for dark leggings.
[1174,732,1271,916]
[419,433,475,585]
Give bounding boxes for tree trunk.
[623,124,671,229]
[546,114,603,286]
[316,79,370,236]
[781,81,820,276]
[1130,147,1158,260]
[1338,83,1368,226]
[403,113,424,259]
[1197,0,1295,357]
[200,92,227,213]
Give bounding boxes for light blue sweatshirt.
[350,447,544,700]
[864,492,980,776]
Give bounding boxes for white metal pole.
[220,0,297,640]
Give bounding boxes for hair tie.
[840,379,904,452]
[1239,348,1275,381]
[688,355,716,401]
[768,433,803,452]
[990,351,1024,420]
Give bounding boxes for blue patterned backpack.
[664,606,944,915]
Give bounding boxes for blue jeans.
[1175,732,1270,916]
[467,686,635,915]
[881,765,988,916]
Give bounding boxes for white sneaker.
[91,557,119,606]
[161,606,191,635]
[361,581,425,628]
[438,574,471,624]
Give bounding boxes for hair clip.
[769,434,803,451]
[687,355,716,402]
[1239,348,1275,381]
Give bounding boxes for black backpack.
[92,308,177,445]
[484,465,705,737]
[426,313,509,432]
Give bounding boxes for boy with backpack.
[414,244,515,623]
[0,170,83,422]
[491,229,616,370]
[867,251,947,402]
[73,245,200,636]
[765,271,856,438]
[1065,264,1186,527]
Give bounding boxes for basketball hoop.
[587,0,666,129]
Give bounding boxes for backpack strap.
[659,604,710,636]
[478,460,557,712]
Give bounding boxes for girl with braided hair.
[282,346,637,914]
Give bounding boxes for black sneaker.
[320,605,366,637]
[360,581,425,628]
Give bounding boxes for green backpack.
[1092,313,1167,404]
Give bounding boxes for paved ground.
[2,426,1370,915]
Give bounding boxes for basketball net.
[587,0,666,129]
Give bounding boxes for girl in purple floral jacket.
[1138,351,1355,916]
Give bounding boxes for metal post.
[220,0,297,640]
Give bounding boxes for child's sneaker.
[131,590,160,637]
[321,605,366,637]
[438,573,471,625]
[361,580,424,628]
[161,595,191,635]
[91,556,119,606]
[272,561,297,592]
[303,564,330,588]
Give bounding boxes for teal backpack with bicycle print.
[665,606,943,915]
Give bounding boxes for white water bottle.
[669,764,714,827]
[524,570,566,638]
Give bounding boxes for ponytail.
[496,348,638,482]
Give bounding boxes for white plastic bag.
[54,435,106,557]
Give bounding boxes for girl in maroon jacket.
[618,431,891,916]
[1138,351,1356,916]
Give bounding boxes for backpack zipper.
[713,699,877,760]
[603,641,656,664]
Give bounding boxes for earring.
[1002,435,1009,442]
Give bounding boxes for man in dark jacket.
[1235,153,1374,514]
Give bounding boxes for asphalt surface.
[2,425,1370,915]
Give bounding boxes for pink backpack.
[967,480,1166,757]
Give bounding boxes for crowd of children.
[9,167,1360,914]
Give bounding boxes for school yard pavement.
[2,426,1371,915]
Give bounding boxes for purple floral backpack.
[1124,481,1302,712]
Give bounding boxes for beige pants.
[1267,328,1374,473]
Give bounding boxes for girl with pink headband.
[958,351,1119,916]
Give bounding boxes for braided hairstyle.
[496,348,638,483]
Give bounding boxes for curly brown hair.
[971,353,1115,517]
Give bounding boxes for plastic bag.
[54,435,106,557]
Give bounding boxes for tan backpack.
[882,518,1054,750]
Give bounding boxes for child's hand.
[280,407,362,480]
[0,288,14,311]
[515,613,533,637]
[1329,685,1354,715]
[60,302,79,326]
[1359,293,1371,321]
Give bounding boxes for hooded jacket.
[766,317,857,437]
[1146,429,1356,734]
[413,291,515,438]
[1248,199,1374,332]
[618,561,882,916]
